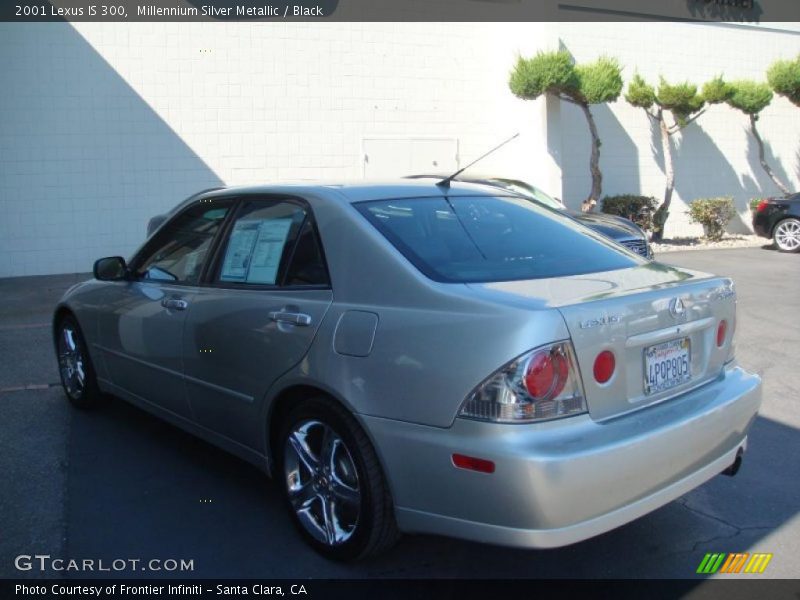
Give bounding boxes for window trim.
[202,194,332,292]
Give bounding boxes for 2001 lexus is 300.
[54,181,761,560]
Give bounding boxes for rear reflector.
[593,350,615,384]
[452,453,495,474]
[717,320,728,347]
[756,200,769,212]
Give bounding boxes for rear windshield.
[356,195,644,283]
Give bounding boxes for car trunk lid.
[466,263,736,421]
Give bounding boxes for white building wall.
[1,21,798,277]
[556,21,800,237]
[0,22,553,277]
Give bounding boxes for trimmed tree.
[624,75,731,241]
[767,54,800,107]
[509,50,623,212]
[725,79,790,195]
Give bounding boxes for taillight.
[524,348,569,399]
[593,350,615,384]
[717,320,728,347]
[756,200,770,212]
[459,341,586,423]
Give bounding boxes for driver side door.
[95,198,235,419]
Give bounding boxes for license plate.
[644,337,692,395]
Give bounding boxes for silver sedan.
[53,181,761,560]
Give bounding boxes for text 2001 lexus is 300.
[54,181,761,560]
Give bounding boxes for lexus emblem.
[669,297,686,319]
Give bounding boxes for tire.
[773,218,800,253]
[277,397,400,561]
[55,315,103,409]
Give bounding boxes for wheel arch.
[264,383,393,498]
[52,304,76,343]
[771,215,800,251]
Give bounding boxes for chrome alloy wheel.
[284,420,361,546]
[58,325,86,400]
[774,219,800,252]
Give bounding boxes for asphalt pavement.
[1,248,798,580]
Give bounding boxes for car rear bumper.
[360,365,761,548]
[752,213,771,238]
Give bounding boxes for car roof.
[194,179,504,205]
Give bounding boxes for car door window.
[134,202,232,284]
[216,200,307,286]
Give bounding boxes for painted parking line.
[0,383,59,394]
[0,322,50,331]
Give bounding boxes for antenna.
[436,133,520,189]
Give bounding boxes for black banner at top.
[2,0,800,22]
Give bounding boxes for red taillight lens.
[452,454,495,474]
[524,349,568,399]
[717,320,728,347]
[756,200,769,212]
[593,350,615,384]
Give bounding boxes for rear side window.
[217,201,306,285]
[356,195,643,283]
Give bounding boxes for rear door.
[182,197,333,450]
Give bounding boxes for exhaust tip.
[722,447,744,477]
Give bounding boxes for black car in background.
[407,175,653,259]
[752,193,800,253]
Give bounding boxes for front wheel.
[773,218,800,253]
[56,315,103,408]
[278,398,399,560]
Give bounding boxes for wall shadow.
[558,102,640,210]
[0,23,224,277]
[668,124,767,234]
[745,129,794,199]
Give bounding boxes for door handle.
[269,311,312,326]
[161,298,189,311]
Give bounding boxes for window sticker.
[246,218,293,284]
[220,218,294,284]
[220,220,260,282]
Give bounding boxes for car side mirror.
[93,256,129,281]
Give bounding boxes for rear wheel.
[278,397,399,560]
[773,218,800,253]
[56,315,103,409]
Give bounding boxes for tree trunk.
[579,102,602,212]
[750,114,791,195]
[653,110,675,243]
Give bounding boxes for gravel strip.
[652,234,768,253]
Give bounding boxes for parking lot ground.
[0,248,798,579]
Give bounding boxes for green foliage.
[750,197,765,211]
[625,75,708,126]
[624,73,656,109]
[509,51,622,106]
[687,197,736,241]
[727,80,773,116]
[767,55,800,107]
[509,51,578,101]
[701,76,734,105]
[657,78,705,126]
[600,194,658,231]
[574,57,623,104]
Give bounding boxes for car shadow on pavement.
[63,395,800,579]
